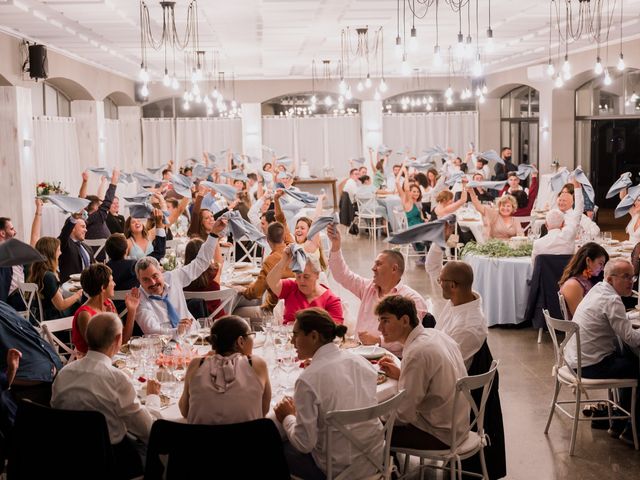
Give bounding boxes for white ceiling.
[1,0,640,81]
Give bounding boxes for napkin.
[220,169,249,182]
[572,166,595,203]
[124,191,153,203]
[516,164,536,181]
[0,239,45,267]
[614,184,640,218]
[289,244,308,274]
[170,173,194,198]
[388,215,457,248]
[223,211,267,246]
[306,213,339,240]
[200,182,238,202]
[133,172,161,188]
[606,172,633,199]
[445,171,466,187]
[276,156,293,167]
[477,149,503,165]
[259,170,274,184]
[283,189,318,205]
[351,157,366,165]
[377,144,393,156]
[193,165,214,180]
[262,145,275,154]
[549,170,570,193]
[88,168,130,185]
[206,152,218,163]
[41,195,90,214]
[423,146,448,161]
[467,180,507,191]
[146,166,165,174]
[127,202,169,221]
[277,171,293,180]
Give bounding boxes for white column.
[241,103,262,162]
[0,86,36,239]
[360,100,383,157]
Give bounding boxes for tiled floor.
[338,230,640,480]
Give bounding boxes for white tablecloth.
[463,253,533,326]
[41,203,68,237]
[377,195,401,231]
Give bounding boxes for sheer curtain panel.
[175,118,242,167]
[142,118,175,168]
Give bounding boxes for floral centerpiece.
[461,239,533,258]
[160,251,178,271]
[36,181,68,197]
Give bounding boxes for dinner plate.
[69,273,81,281]
[351,345,387,360]
[234,262,253,269]
[230,276,253,285]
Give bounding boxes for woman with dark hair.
[183,238,225,318]
[71,263,139,356]
[559,242,609,317]
[179,315,271,424]
[28,237,83,320]
[274,307,383,479]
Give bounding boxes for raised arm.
[468,188,486,215]
[78,171,89,199]
[266,246,292,297]
[187,188,205,238]
[173,219,225,287]
[30,198,43,247]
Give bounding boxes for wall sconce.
[23,139,32,147]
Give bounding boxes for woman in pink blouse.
[266,245,344,325]
[468,190,524,240]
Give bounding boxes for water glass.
[603,232,612,244]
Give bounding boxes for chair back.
[524,254,572,328]
[183,288,237,320]
[234,239,261,266]
[543,309,581,380]
[17,282,44,326]
[392,207,408,232]
[557,292,571,320]
[7,399,114,479]
[41,316,77,364]
[450,360,499,452]
[84,238,107,259]
[144,418,289,480]
[356,197,381,219]
[324,390,406,480]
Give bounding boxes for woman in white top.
[274,308,383,480]
[620,188,640,244]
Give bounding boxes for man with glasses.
[565,258,640,445]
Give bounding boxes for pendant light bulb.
[364,74,372,89]
[594,56,603,75]
[617,53,625,72]
[374,90,381,101]
[401,54,410,77]
[409,27,418,52]
[486,28,495,53]
[554,73,564,88]
[395,36,403,59]
[162,69,171,87]
[603,69,612,86]
[446,96,453,106]
[339,79,347,94]
[138,65,149,82]
[171,77,179,90]
[183,100,190,111]
[433,45,442,67]
[357,81,364,92]
[140,83,149,98]
[324,95,333,107]
[345,87,353,101]
[546,60,555,77]
[379,78,388,93]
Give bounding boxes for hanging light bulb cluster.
[138,0,200,99]
[546,0,624,89]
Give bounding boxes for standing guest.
[376,296,469,450]
[134,217,226,336]
[493,147,517,181]
[58,214,94,283]
[106,196,125,234]
[71,264,139,356]
[183,238,225,319]
[558,243,609,318]
[52,313,161,479]
[28,237,83,320]
[499,172,528,209]
[326,224,428,355]
[180,316,271,424]
[565,259,640,444]
[468,191,523,240]
[266,246,343,325]
[83,169,120,241]
[274,308,383,480]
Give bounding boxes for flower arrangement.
[461,239,533,258]
[36,181,68,196]
[160,251,178,271]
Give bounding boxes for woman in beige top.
[179,315,271,425]
[469,191,524,240]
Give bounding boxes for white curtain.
[383,111,477,158]
[326,116,363,179]
[141,118,175,168]
[262,116,296,163]
[175,118,242,167]
[32,116,83,195]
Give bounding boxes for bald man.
[433,260,488,369]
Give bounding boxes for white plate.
[234,262,253,269]
[69,273,81,281]
[230,276,253,285]
[351,345,387,360]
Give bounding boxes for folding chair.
[84,238,107,260]
[325,390,406,480]
[557,292,571,321]
[234,238,261,266]
[41,316,77,365]
[356,196,389,241]
[183,288,238,320]
[17,281,43,326]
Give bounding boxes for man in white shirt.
[134,217,226,335]
[52,313,161,478]
[377,296,469,450]
[556,188,600,238]
[342,168,361,203]
[565,258,640,443]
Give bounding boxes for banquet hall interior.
[2,0,640,479]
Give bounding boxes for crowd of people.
[0,144,639,479]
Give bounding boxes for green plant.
[461,239,532,258]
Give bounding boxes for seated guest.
[52,313,161,479]
[474,157,491,181]
[183,238,224,319]
[105,233,166,292]
[556,185,600,238]
[565,259,640,444]
[558,243,609,318]
[58,214,94,283]
[106,196,125,234]
[469,191,523,240]
[618,187,640,244]
[499,172,528,209]
[72,264,139,356]
[376,296,469,450]
[469,173,495,203]
[235,222,294,316]
[134,217,226,336]
[83,169,119,241]
[274,308,383,479]
[0,301,62,405]
[0,348,20,433]
[124,217,157,261]
[326,223,428,355]
[0,217,25,310]
[180,315,270,424]
[266,246,343,325]
[355,175,375,198]
[434,261,488,369]
[432,188,468,219]
[341,168,361,203]
[28,237,84,320]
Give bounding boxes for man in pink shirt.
[327,224,428,355]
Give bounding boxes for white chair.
[391,208,423,263]
[325,390,406,480]
[41,316,77,365]
[392,361,499,480]
[112,289,130,319]
[84,238,107,259]
[543,310,638,455]
[17,282,43,326]
[557,292,571,321]
[234,238,262,266]
[515,215,533,234]
[356,197,389,241]
[184,288,238,320]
